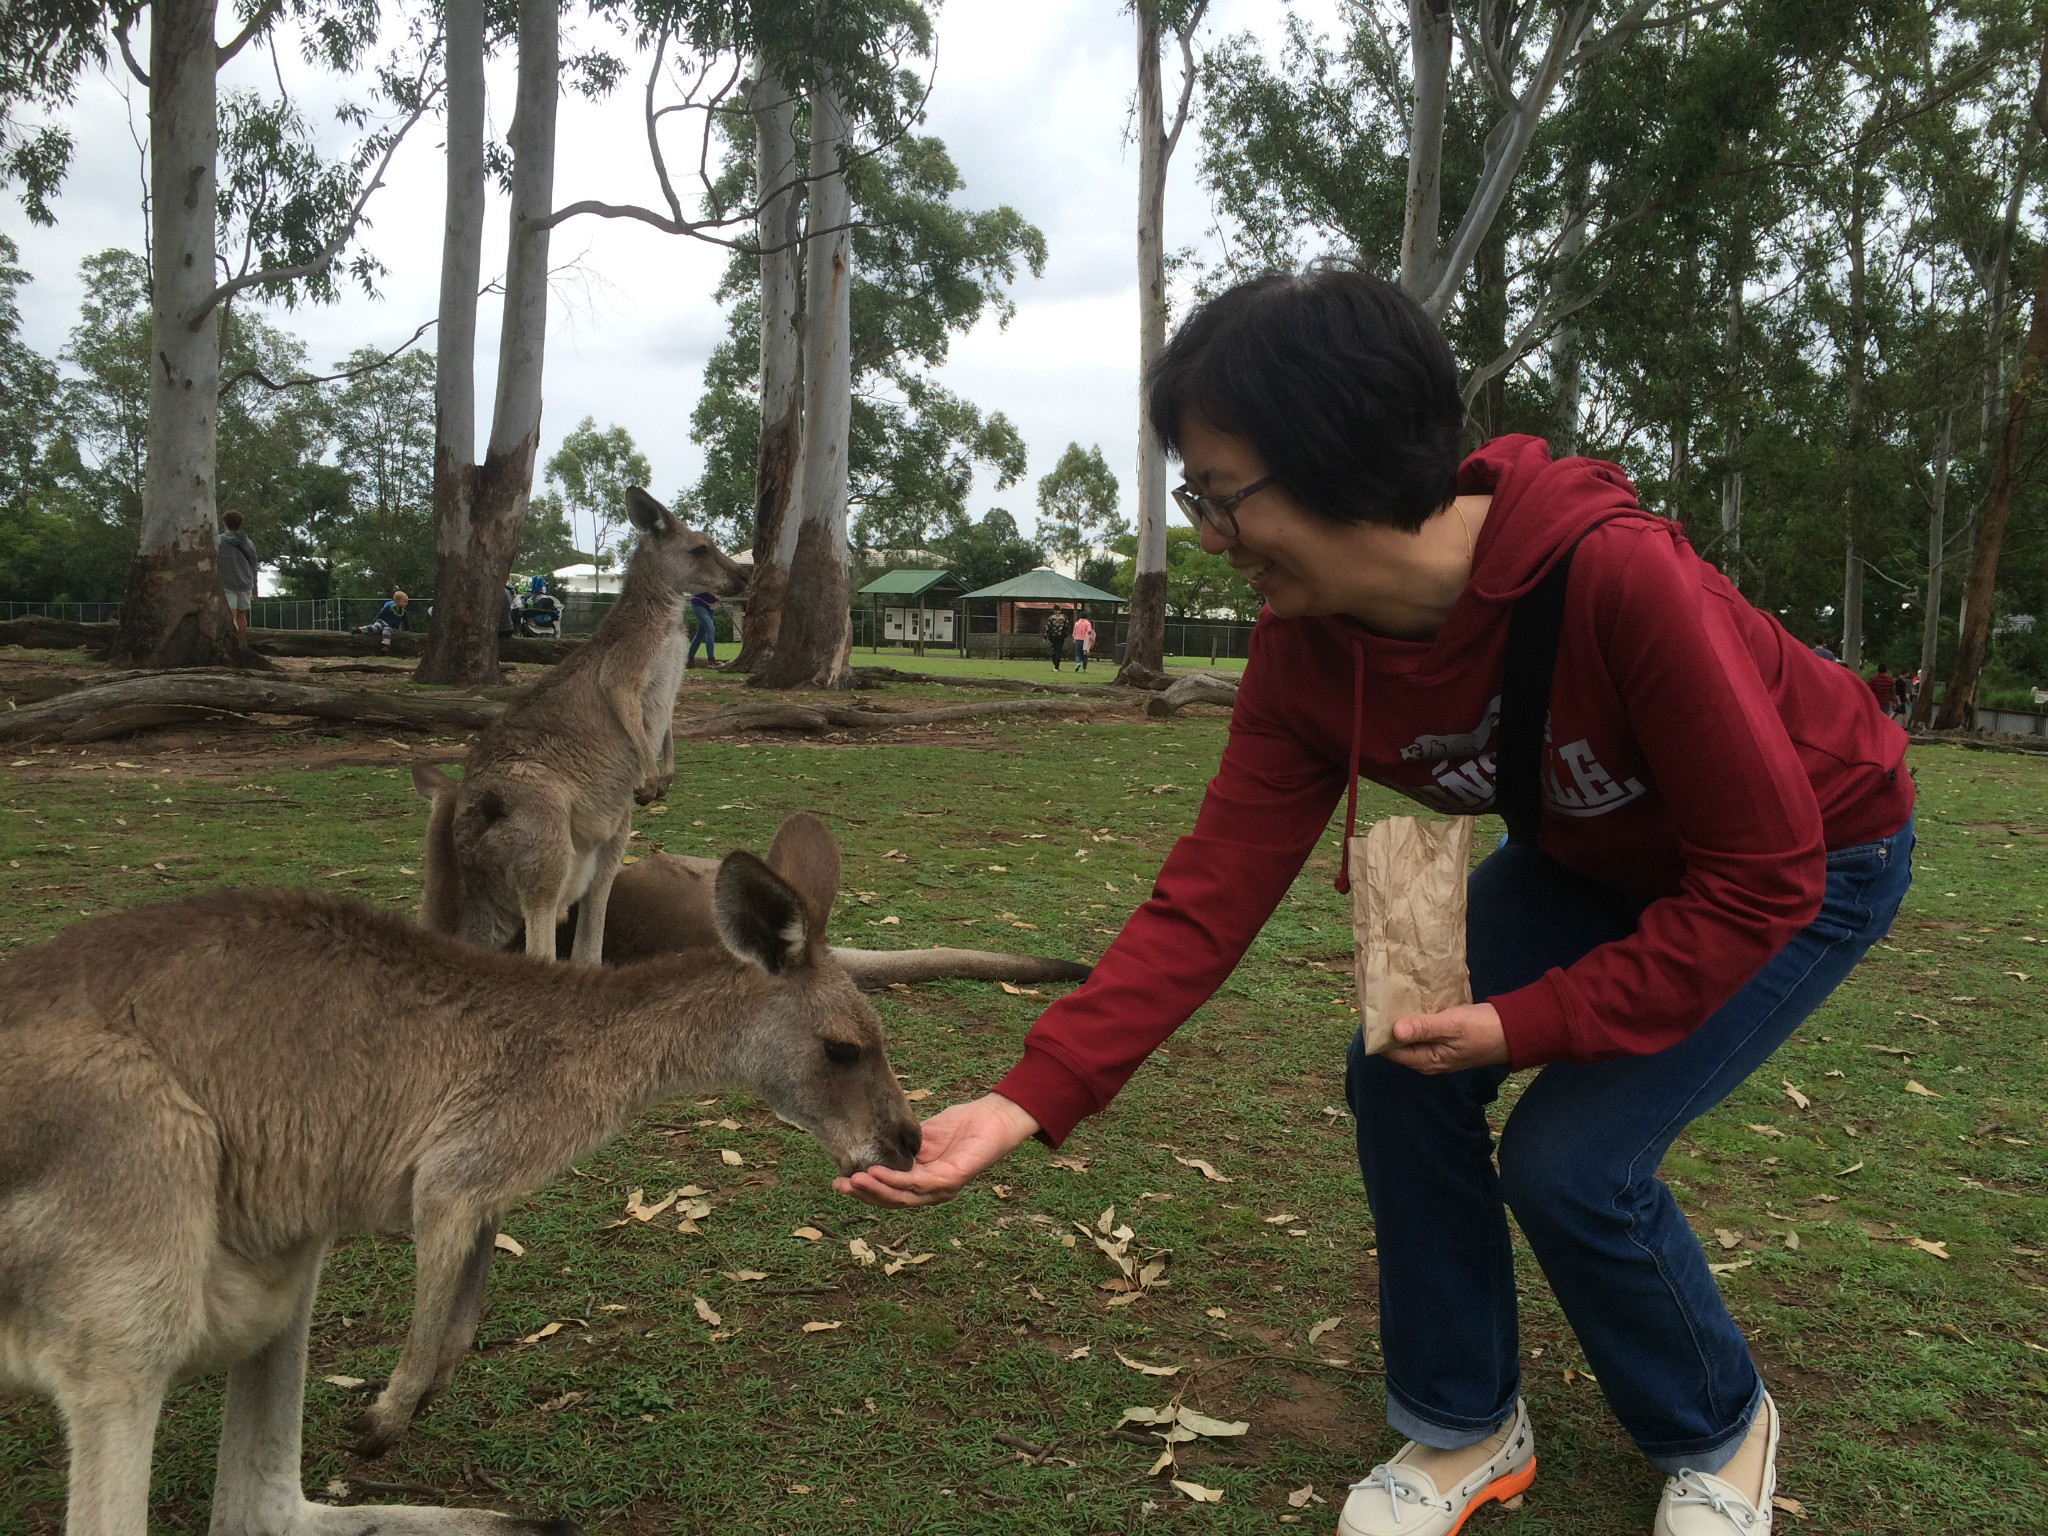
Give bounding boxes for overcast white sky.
[2,0,1348,544]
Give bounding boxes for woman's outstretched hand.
[834,1092,1041,1208]
[1386,1002,1509,1074]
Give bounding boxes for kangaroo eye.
[823,1040,861,1066]
[690,544,710,556]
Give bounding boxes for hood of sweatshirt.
[1458,434,1664,602]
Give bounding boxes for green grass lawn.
[849,648,1249,678]
[0,719,2043,1534]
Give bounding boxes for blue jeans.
[1344,816,1913,1473]
[687,608,716,662]
[1074,638,1089,670]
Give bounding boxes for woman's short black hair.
[1146,264,1466,533]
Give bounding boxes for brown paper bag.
[1349,815,1475,1055]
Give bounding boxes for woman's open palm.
[834,1094,1039,1208]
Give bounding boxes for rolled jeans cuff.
[1386,1381,1518,1451]
[1640,1378,1765,1476]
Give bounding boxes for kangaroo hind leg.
[54,1375,168,1536]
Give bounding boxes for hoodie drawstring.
[1334,639,1366,895]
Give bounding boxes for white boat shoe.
[1337,1400,1535,1536]
[1654,1394,1779,1536]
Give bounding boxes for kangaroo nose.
[890,1119,922,1169]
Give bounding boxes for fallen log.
[1144,673,1241,719]
[0,671,507,744]
[0,617,576,667]
[845,665,1131,699]
[675,696,1132,739]
[1906,730,2048,758]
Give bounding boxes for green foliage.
[1035,443,1124,570]
[692,118,1045,555]
[1104,524,1260,621]
[931,506,1047,593]
[515,490,584,581]
[542,417,653,576]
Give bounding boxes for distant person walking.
[688,591,719,665]
[1867,668,1896,717]
[1044,608,1071,669]
[218,511,258,637]
[1071,612,1095,671]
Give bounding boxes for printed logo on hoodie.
[1399,694,1646,818]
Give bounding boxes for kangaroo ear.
[766,812,839,941]
[625,486,676,537]
[410,762,457,802]
[713,850,810,975]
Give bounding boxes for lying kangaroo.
[416,782,1092,990]
[444,487,747,963]
[0,817,916,1535]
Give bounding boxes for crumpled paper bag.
[1349,815,1474,1054]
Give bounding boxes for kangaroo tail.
[827,947,1091,992]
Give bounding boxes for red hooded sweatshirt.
[995,436,1913,1146]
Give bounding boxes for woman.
[1072,612,1096,671]
[838,268,1912,1536]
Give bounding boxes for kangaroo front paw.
[634,774,672,806]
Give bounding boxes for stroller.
[515,588,562,640]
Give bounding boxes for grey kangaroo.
[0,816,917,1535]
[447,487,747,963]
[415,785,1093,990]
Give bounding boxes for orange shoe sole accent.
[1442,1456,1536,1536]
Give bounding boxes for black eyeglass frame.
[1171,474,1275,540]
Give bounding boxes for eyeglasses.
[1172,475,1274,540]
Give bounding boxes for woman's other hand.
[1386,1002,1509,1074]
[834,1093,1041,1207]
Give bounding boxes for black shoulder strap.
[1494,536,1586,846]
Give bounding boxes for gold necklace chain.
[1453,501,1476,562]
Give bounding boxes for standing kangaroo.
[0,817,917,1536]
[414,788,1094,990]
[448,487,747,963]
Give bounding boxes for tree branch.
[1163,0,1210,163]
[190,87,434,328]
[218,317,436,398]
[216,0,285,69]
[114,8,149,86]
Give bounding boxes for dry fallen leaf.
[1288,1486,1315,1509]
[722,1269,769,1282]
[788,1484,812,1494]
[522,1321,565,1343]
[1066,1345,1091,1360]
[493,1233,526,1257]
[1781,1080,1810,1110]
[904,1088,932,1101]
[625,1188,680,1223]
[693,1296,722,1328]
[1784,1230,1800,1251]
[998,981,1041,997]
[1908,1236,1951,1260]
[1715,1229,1743,1251]
[1771,1494,1806,1519]
[792,1226,824,1241]
[849,1238,877,1266]
[1743,1123,1787,1140]
[1205,1307,1228,1320]
[1011,920,1039,930]
[1116,1350,1180,1377]
[1708,1259,1753,1276]
[323,1375,367,1389]
[874,915,900,925]
[1173,1154,1233,1183]
[1175,1410,1249,1438]
[1903,1080,1942,1098]
[1172,1480,1223,1504]
[719,1149,744,1166]
[1049,1154,1090,1172]
[1307,1316,1342,1344]
[1833,1161,1864,1177]
[1262,1212,1300,1224]
[801,1320,843,1333]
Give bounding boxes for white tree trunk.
[1913,409,1953,727]
[733,62,804,671]
[1718,268,1743,588]
[113,0,248,668]
[1124,0,1172,680]
[416,0,490,684]
[755,73,852,691]
[488,0,557,478]
[1400,0,1453,298]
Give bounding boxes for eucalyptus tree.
[1037,443,1126,572]
[1123,0,1209,683]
